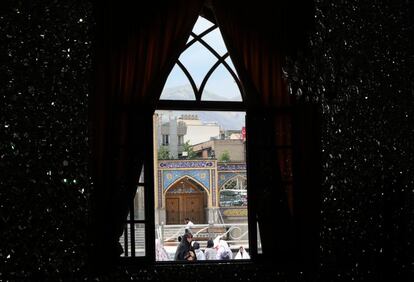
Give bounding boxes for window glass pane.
[201,28,227,56]
[134,224,146,257]
[120,224,130,257]
[202,64,243,101]
[257,222,262,254]
[138,166,144,183]
[134,186,145,220]
[162,134,169,145]
[154,110,250,261]
[119,223,146,257]
[160,65,196,100]
[225,57,237,74]
[191,16,214,35]
[178,41,217,88]
[220,176,247,207]
[186,34,193,44]
[178,135,184,146]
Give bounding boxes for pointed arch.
[220,174,247,190]
[164,175,210,195]
[160,15,245,102]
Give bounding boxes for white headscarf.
[234,246,250,259]
[155,239,170,261]
[216,238,233,260]
[213,235,221,249]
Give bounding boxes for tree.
[219,150,231,162]
[182,141,197,159]
[158,146,171,160]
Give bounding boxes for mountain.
[195,111,245,130]
[156,110,245,131]
[160,85,241,102]
[158,85,245,130]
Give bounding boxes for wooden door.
[166,198,180,224]
[184,195,204,224]
[166,193,205,225]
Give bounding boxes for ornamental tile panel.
[212,172,216,206]
[158,170,162,208]
[217,163,246,171]
[218,172,247,187]
[159,161,214,169]
[163,169,210,191]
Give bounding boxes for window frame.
[162,134,169,146]
[120,15,259,263]
[153,103,258,263]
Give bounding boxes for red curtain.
[90,0,319,273]
[90,0,204,268]
[212,0,293,265]
[213,0,320,270]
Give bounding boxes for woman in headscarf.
[204,239,217,260]
[155,239,170,261]
[234,246,250,259]
[193,241,205,260]
[174,232,196,261]
[215,238,233,260]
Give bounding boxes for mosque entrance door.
[165,178,206,225]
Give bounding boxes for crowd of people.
[155,218,250,261]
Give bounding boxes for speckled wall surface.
[1,1,92,280]
[1,0,412,281]
[285,1,414,280]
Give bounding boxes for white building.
[178,114,221,145]
[156,113,221,159]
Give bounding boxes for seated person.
[193,241,205,260]
[234,246,250,259]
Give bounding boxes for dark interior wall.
[286,1,414,281]
[1,1,92,280]
[1,0,412,281]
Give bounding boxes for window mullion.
[129,198,135,257]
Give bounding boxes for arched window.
[159,16,243,102]
[220,175,247,207]
[93,0,319,271]
[154,15,250,261]
[119,14,253,261]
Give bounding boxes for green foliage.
[182,141,197,159]
[158,146,171,159]
[219,150,231,162]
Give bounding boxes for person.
[193,241,205,260]
[234,246,250,260]
[174,232,196,261]
[184,218,194,229]
[155,239,170,261]
[215,237,233,260]
[204,239,217,260]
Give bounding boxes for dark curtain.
[90,0,203,269]
[292,102,321,278]
[213,0,320,273]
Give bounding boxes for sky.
[156,110,245,131]
[159,16,242,102]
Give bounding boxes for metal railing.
[158,223,249,248]
[121,222,250,257]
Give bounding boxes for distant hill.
[156,110,245,131]
[160,85,241,101]
[158,85,245,130]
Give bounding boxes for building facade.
[192,139,246,161]
[154,160,247,225]
[156,113,222,159]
